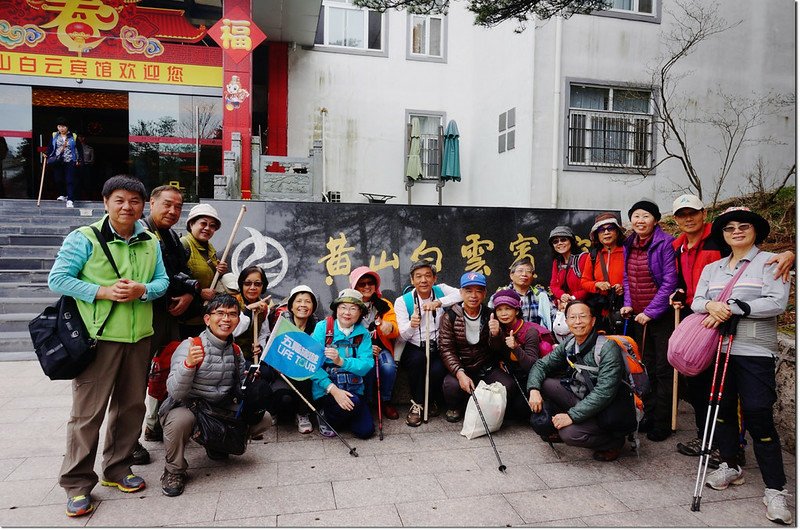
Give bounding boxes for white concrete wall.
[286,0,795,213]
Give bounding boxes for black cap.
[409,260,436,276]
[628,198,661,221]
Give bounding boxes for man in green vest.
[48,175,169,518]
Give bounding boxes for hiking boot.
[131,442,150,465]
[100,473,146,493]
[646,428,672,442]
[764,488,793,525]
[382,402,399,420]
[445,409,462,423]
[205,447,229,461]
[296,413,313,434]
[144,426,163,442]
[705,463,744,490]
[676,437,703,456]
[428,401,440,417]
[66,494,94,517]
[318,415,336,438]
[707,447,722,469]
[66,200,74,208]
[406,401,423,427]
[593,448,621,462]
[160,469,186,497]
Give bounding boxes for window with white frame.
[409,14,444,58]
[609,0,655,16]
[407,112,443,179]
[315,0,384,51]
[567,84,653,169]
[498,108,516,153]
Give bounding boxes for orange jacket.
[371,297,400,355]
[580,245,625,293]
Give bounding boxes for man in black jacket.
[135,185,201,463]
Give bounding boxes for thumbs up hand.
[505,330,518,350]
[410,302,421,329]
[488,313,500,336]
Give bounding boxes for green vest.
[75,218,160,343]
[181,233,219,326]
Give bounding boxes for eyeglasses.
[210,310,239,319]
[722,223,753,234]
[551,237,570,244]
[337,304,360,314]
[513,268,534,275]
[243,281,263,287]
[597,224,617,233]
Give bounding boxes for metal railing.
[567,109,653,169]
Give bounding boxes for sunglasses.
[596,224,617,233]
[243,281,263,287]
[722,223,753,234]
[551,237,571,244]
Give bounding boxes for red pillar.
[266,42,288,156]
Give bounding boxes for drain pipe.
[320,107,328,201]
[550,15,563,208]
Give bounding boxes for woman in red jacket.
[580,212,626,333]
[548,226,588,309]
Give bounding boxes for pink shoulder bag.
[667,257,754,376]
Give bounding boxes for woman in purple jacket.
[620,198,678,442]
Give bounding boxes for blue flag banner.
[263,317,325,380]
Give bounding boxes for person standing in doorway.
[46,117,82,208]
[77,135,94,200]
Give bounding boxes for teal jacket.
[309,318,373,400]
[527,331,625,423]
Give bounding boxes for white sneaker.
[764,488,793,525]
[705,462,744,490]
[56,195,67,201]
[66,200,74,208]
[296,413,313,434]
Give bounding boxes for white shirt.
[394,284,462,347]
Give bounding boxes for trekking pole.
[671,306,681,431]
[690,316,740,512]
[501,362,560,460]
[36,153,47,207]
[252,310,260,366]
[423,310,431,423]
[375,348,384,441]
[210,204,246,290]
[470,390,507,473]
[278,373,358,457]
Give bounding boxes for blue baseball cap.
[460,272,486,288]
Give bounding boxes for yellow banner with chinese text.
[0,51,222,87]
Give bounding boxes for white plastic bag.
[460,380,507,440]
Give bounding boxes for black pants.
[540,378,624,452]
[268,377,313,422]
[400,342,446,406]
[442,366,515,411]
[629,313,673,431]
[686,364,715,438]
[716,355,785,490]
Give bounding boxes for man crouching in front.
[158,294,271,497]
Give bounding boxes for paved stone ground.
[0,360,795,527]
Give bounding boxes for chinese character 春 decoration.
[410,240,443,273]
[208,8,266,64]
[39,0,120,56]
[369,251,400,273]
[461,234,495,275]
[224,75,250,111]
[0,20,45,49]
[120,26,164,58]
[509,233,539,277]
[318,233,355,286]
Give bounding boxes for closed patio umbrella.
[405,117,423,181]
[440,119,460,182]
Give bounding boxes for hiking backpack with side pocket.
[592,333,650,415]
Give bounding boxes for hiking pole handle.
[210,204,246,290]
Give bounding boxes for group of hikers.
[47,174,794,525]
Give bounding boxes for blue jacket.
[47,131,82,164]
[622,225,678,320]
[310,318,373,400]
